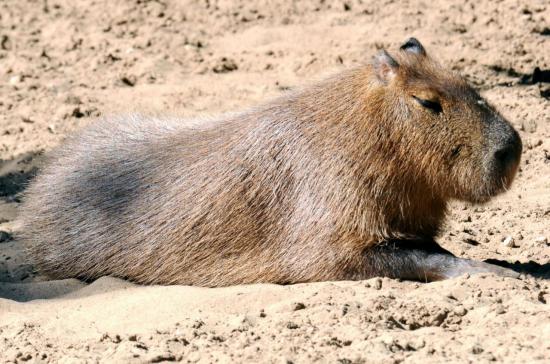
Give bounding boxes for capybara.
[18,38,522,285]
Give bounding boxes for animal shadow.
[0,150,44,200]
[486,259,550,280]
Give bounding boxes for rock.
[0,34,11,50]
[463,238,480,246]
[453,306,468,316]
[286,322,299,329]
[9,75,21,85]
[147,353,176,363]
[120,75,136,87]
[502,236,516,248]
[534,236,548,246]
[212,57,238,73]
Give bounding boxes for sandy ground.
[0,0,549,362]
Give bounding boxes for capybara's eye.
[413,96,442,114]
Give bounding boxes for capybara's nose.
[493,130,522,171]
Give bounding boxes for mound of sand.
[0,0,548,362]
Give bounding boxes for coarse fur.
[18,39,522,286]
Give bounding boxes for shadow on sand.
[0,150,44,200]
[486,259,550,280]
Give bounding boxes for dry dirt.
[0,0,549,363]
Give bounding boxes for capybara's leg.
[361,239,519,282]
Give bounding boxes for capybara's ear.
[373,50,399,84]
[400,37,426,56]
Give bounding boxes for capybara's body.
[19,39,522,285]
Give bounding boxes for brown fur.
[18,39,522,286]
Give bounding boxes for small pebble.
[534,236,548,246]
[453,306,468,316]
[286,322,299,329]
[9,75,21,85]
[120,75,136,87]
[502,236,516,248]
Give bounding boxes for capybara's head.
[372,38,522,203]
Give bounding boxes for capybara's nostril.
[494,145,514,166]
[493,136,521,171]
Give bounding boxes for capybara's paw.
[443,259,520,280]
[477,262,521,279]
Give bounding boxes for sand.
[0,0,549,362]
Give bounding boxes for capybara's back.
[20,113,302,285]
[19,39,522,285]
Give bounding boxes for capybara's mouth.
[477,160,520,202]
[478,135,522,202]
[495,152,521,191]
